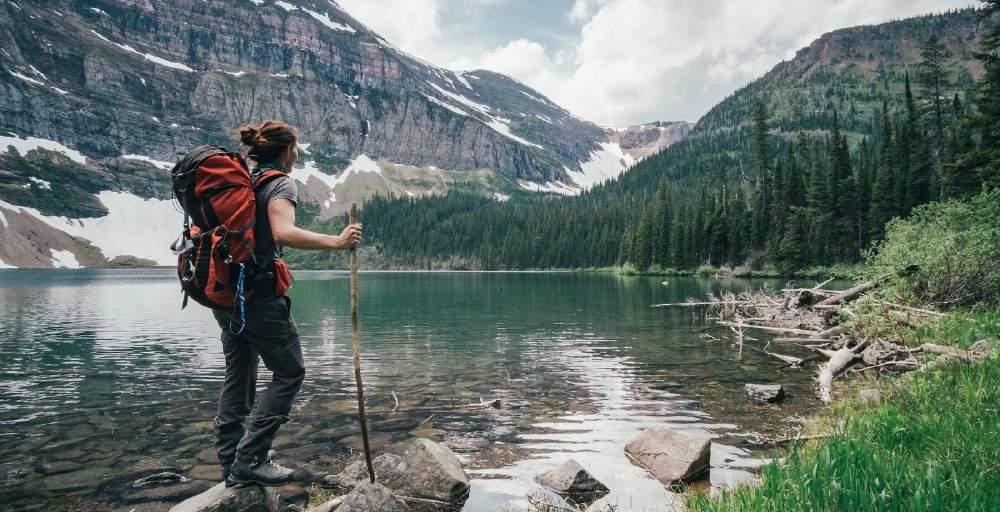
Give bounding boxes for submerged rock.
[323,439,470,505]
[625,426,713,487]
[534,459,609,503]
[337,481,409,512]
[744,383,785,403]
[133,472,190,488]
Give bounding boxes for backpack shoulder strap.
[251,168,289,191]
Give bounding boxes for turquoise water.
[0,270,834,511]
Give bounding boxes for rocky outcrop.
[324,438,469,505]
[604,121,693,161]
[534,459,609,503]
[337,482,409,512]
[625,426,713,487]
[744,383,785,403]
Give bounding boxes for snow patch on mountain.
[28,176,51,190]
[91,30,194,72]
[301,6,355,33]
[8,70,44,86]
[517,179,580,196]
[49,249,80,269]
[122,154,174,170]
[0,193,179,266]
[0,133,87,164]
[566,142,635,190]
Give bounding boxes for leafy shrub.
[864,189,1000,309]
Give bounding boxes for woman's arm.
[268,198,362,251]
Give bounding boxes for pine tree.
[945,0,1000,191]
[916,34,954,159]
[869,100,896,241]
[749,101,773,249]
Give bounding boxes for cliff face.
[604,121,694,161]
[0,0,654,268]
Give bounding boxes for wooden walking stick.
[349,202,375,483]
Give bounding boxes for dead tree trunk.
[815,281,875,307]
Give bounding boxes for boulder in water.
[534,459,609,503]
[744,383,785,403]
[625,426,712,487]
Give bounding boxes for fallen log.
[920,343,977,362]
[651,301,753,308]
[766,351,804,367]
[814,341,867,403]
[814,325,847,339]
[815,281,875,307]
[772,337,832,343]
[717,321,821,336]
[810,277,836,291]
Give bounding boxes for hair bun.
[239,125,264,147]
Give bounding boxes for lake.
[0,270,835,511]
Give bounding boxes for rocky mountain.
[0,0,668,268]
[611,8,984,195]
[603,121,693,161]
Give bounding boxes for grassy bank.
[686,310,999,512]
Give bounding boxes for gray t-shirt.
[253,173,297,265]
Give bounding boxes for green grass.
[686,332,999,511]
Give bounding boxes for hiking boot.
[221,463,232,482]
[226,454,295,487]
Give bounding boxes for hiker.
[210,121,362,486]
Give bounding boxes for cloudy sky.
[337,0,975,126]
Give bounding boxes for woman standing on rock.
[213,120,363,487]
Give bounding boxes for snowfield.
[566,142,635,190]
[0,192,180,266]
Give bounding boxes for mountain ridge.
[0,0,661,268]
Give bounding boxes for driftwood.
[815,281,875,307]
[653,277,995,411]
[919,343,977,362]
[766,351,804,367]
[651,300,753,308]
[717,321,820,336]
[815,341,868,403]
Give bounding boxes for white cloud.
[458,0,972,125]
[338,0,972,126]
[337,0,444,61]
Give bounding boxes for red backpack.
[169,146,291,332]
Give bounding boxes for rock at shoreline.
[167,482,267,512]
[534,459,609,502]
[324,453,405,490]
[625,426,713,487]
[324,439,470,504]
[306,497,344,512]
[337,481,409,512]
[744,384,785,403]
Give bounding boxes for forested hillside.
[290,7,999,271]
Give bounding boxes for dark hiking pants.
[212,296,305,467]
